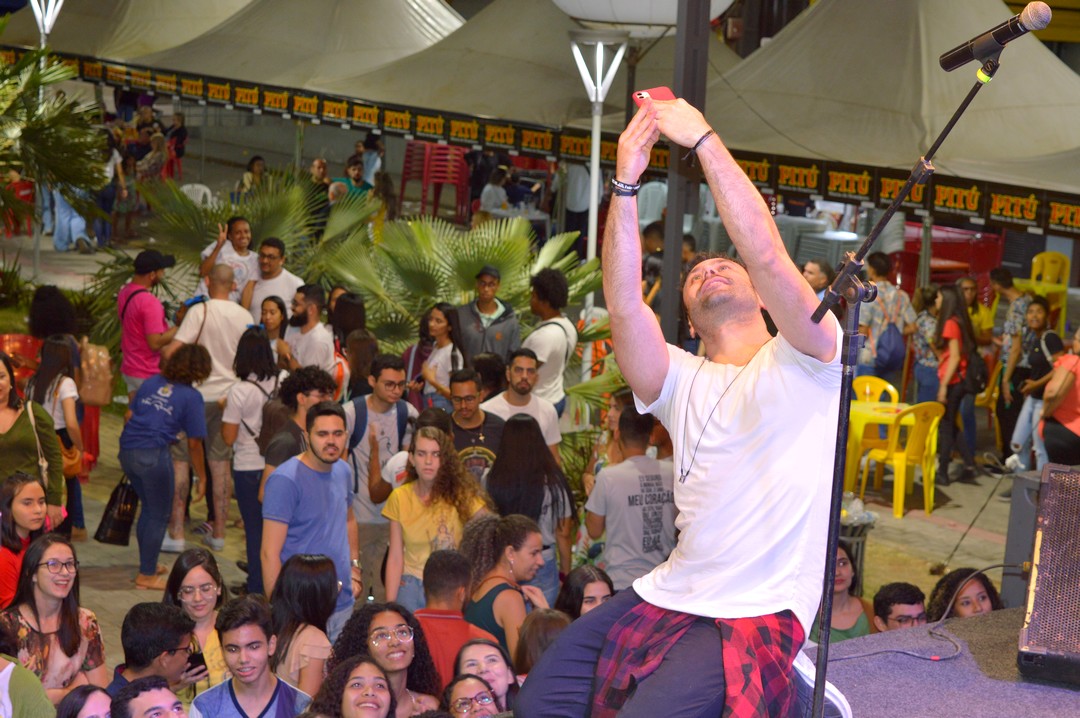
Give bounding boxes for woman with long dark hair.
[553,565,614,620]
[933,284,979,484]
[55,684,111,718]
[329,292,367,352]
[28,335,86,540]
[485,415,573,605]
[345,329,379,401]
[0,472,47,609]
[221,326,283,589]
[383,427,491,612]
[808,540,875,644]
[270,554,338,697]
[0,352,64,527]
[162,548,224,696]
[403,309,434,412]
[419,303,463,413]
[926,568,1003,621]
[0,535,107,704]
[329,602,440,716]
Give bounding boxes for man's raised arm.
[602,104,670,407]
[654,100,836,362]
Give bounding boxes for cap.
[133,249,176,274]
[475,265,501,281]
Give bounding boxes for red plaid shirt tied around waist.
[592,601,804,718]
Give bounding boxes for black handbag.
[94,475,139,546]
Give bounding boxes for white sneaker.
[791,651,852,718]
[161,535,186,553]
[1004,454,1024,472]
[203,535,225,552]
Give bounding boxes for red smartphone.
[633,87,676,107]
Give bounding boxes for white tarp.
[132,0,463,89]
[3,0,253,59]
[705,0,1080,194]
[323,0,741,129]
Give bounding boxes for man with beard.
[281,284,336,374]
[261,402,361,643]
[518,98,844,717]
[480,348,560,464]
[118,250,180,403]
[449,368,504,481]
[240,237,304,324]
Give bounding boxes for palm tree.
[0,32,105,221]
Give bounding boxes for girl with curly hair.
[460,515,546,657]
[309,654,395,718]
[118,343,211,590]
[329,603,439,717]
[926,568,1003,622]
[382,427,491,612]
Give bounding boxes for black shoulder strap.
[120,288,150,321]
[537,319,574,364]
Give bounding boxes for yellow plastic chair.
[1031,251,1070,284]
[973,361,1004,452]
[859,401,945,519]
[852,375,900,456]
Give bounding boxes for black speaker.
[1017,464,1080,685]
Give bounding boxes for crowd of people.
[0,93,1064,718]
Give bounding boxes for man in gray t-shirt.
[585,407,676,590]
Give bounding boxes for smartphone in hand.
[633,87,676,107]
[187,651,207,672]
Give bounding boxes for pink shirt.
[118,282,169,378]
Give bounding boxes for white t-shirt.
[344,397,418,524]
[522,317,578,404]
[39,376,78,430]
[632,325,842,635]
[480,184,507,211]
[480,392,561,447]
[422,343,461,396]
[585,455,676,590]
[174,299,252,401]
[247,268,305,323]
[222,372,285,471]
[197,241,260,303]
[284,323,336,374]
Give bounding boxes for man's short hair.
[530,268,569,311]
[416,408,453,434]
[297,284,326,312]
[279,366,336,412]
[618,406,655,447]
[507,348,538,366]
[642,221,664,240]
[216,595,273,642]
[449,368,481,389]
[370,353,406,380]
[346,154,365,170]
[120,603,194,670]
[306,400,347,433]
[866,252,892,278]
[112,676,172,718]
[989,267,1014,288]
[872,582,926,620]
[1028,295,1050,314]
[423,550,472,601]
[682,235,696,252]
[259,237,285,257]
[208,263,234,291]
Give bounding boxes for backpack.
[254,377,288,457]
[962,348,989,396]
[241,376,279,439]
[873,292,907,374]
[348,396,410,453]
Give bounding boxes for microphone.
[939,1,1051,72]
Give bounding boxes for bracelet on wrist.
[681,130,715,165]
[610,178,640,197]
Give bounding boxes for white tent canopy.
[323,0,741,130]
[3,0,253,59]
[705,0,1080,194]
[132,0,463,90]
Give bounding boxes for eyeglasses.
[887,613,927,626]
[178,583,217,598]
[369,625,413,647]
[38,559,79,574]
[451,692,495,715]
[450,394,478,404]
[165,644,193,656]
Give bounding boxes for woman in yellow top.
[162,549,228,703]
[383,426,492,613]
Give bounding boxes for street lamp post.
[28,0,66,279]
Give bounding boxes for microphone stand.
[807,55,1001,718]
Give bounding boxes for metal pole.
[32,29,46,280]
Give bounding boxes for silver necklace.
[678,344,765,483]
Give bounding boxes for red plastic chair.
[0,334,43,394]
[4,180,34,237]
[164,138,183,180]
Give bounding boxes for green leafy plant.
[0,249,29,307]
